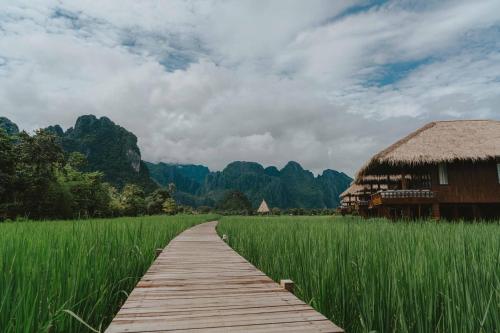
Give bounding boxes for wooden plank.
[105,221,343,333]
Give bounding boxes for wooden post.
[280,279,294,294]
[432,203,440,221]
[453,205,459,220]
[222,234,228,242]
[472,205,480,220]
[155,248,162,258]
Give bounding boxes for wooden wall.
[430,160,500,203]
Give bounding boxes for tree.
[107,184,124,216]
[216,190,252,215]
[162,198,177,215]
[57,157,111,218]
[67,152,87,170]
[120,184,146,216]
[271,207,281,215]
[0,129,15,219]
[197,206,212,214]
[13,130,65,218]
[146,188,171,215]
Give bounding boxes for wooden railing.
[371,190,435,206]
[378,190,435,198]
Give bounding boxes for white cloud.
[1,0,499,175]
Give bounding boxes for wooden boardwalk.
[106,221,343,333]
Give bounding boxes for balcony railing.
[377,190,435,199]
[370,190,436,207]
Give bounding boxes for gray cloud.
[1,0,499,176]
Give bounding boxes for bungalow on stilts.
[354,120,500,220]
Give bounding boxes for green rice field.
[218,216,500,333]
[0,214,216,333]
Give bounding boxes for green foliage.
[120,184,146,216]
[215,190,252,214]
[56,163,111,218]
[0,215,216,332]
[162,197,178,215]
[0,126,160,220]
[197,205,212,214]
[106,184,124,216]
[0,129,15,217]
[67,151,87,170]
[271,207,281,215]
[12,130,65,218]
[145,188,171,215]
[218,216,500,333]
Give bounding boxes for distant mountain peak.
[224,161,265,174]
[282,161,304,171]
[51,114,156,191]
[0,117,19,135]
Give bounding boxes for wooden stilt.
[472,205,480,220]
[432,203,440,221]
[453,205,459,220]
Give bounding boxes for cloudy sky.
[1,0,499,175]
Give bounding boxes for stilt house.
[355,120,500,220]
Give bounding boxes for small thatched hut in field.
[355,120,500,220]
[257,199,270,214]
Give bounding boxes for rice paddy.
[217,216,500,333]
[0,214,215,333]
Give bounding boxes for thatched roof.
[357,120,500,177]
[340,184,364,198]
[341,183,389,197]
[257,199,270,213]
[340,183,370,198]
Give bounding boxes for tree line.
[0,129,180,221]
[0,128,340,221]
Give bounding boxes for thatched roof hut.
[257,199,270,214]
[357,120,500,177]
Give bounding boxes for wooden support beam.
[453,205,459,220]
[432,203,440,221]
[472,205,480,220]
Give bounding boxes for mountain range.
[1,115,351,209]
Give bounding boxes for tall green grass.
[0,214,216,332]
[218,216,500,333]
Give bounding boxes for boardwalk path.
[106,221,343,333]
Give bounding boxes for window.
[438,163,448,185]
[497,163,500,184]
